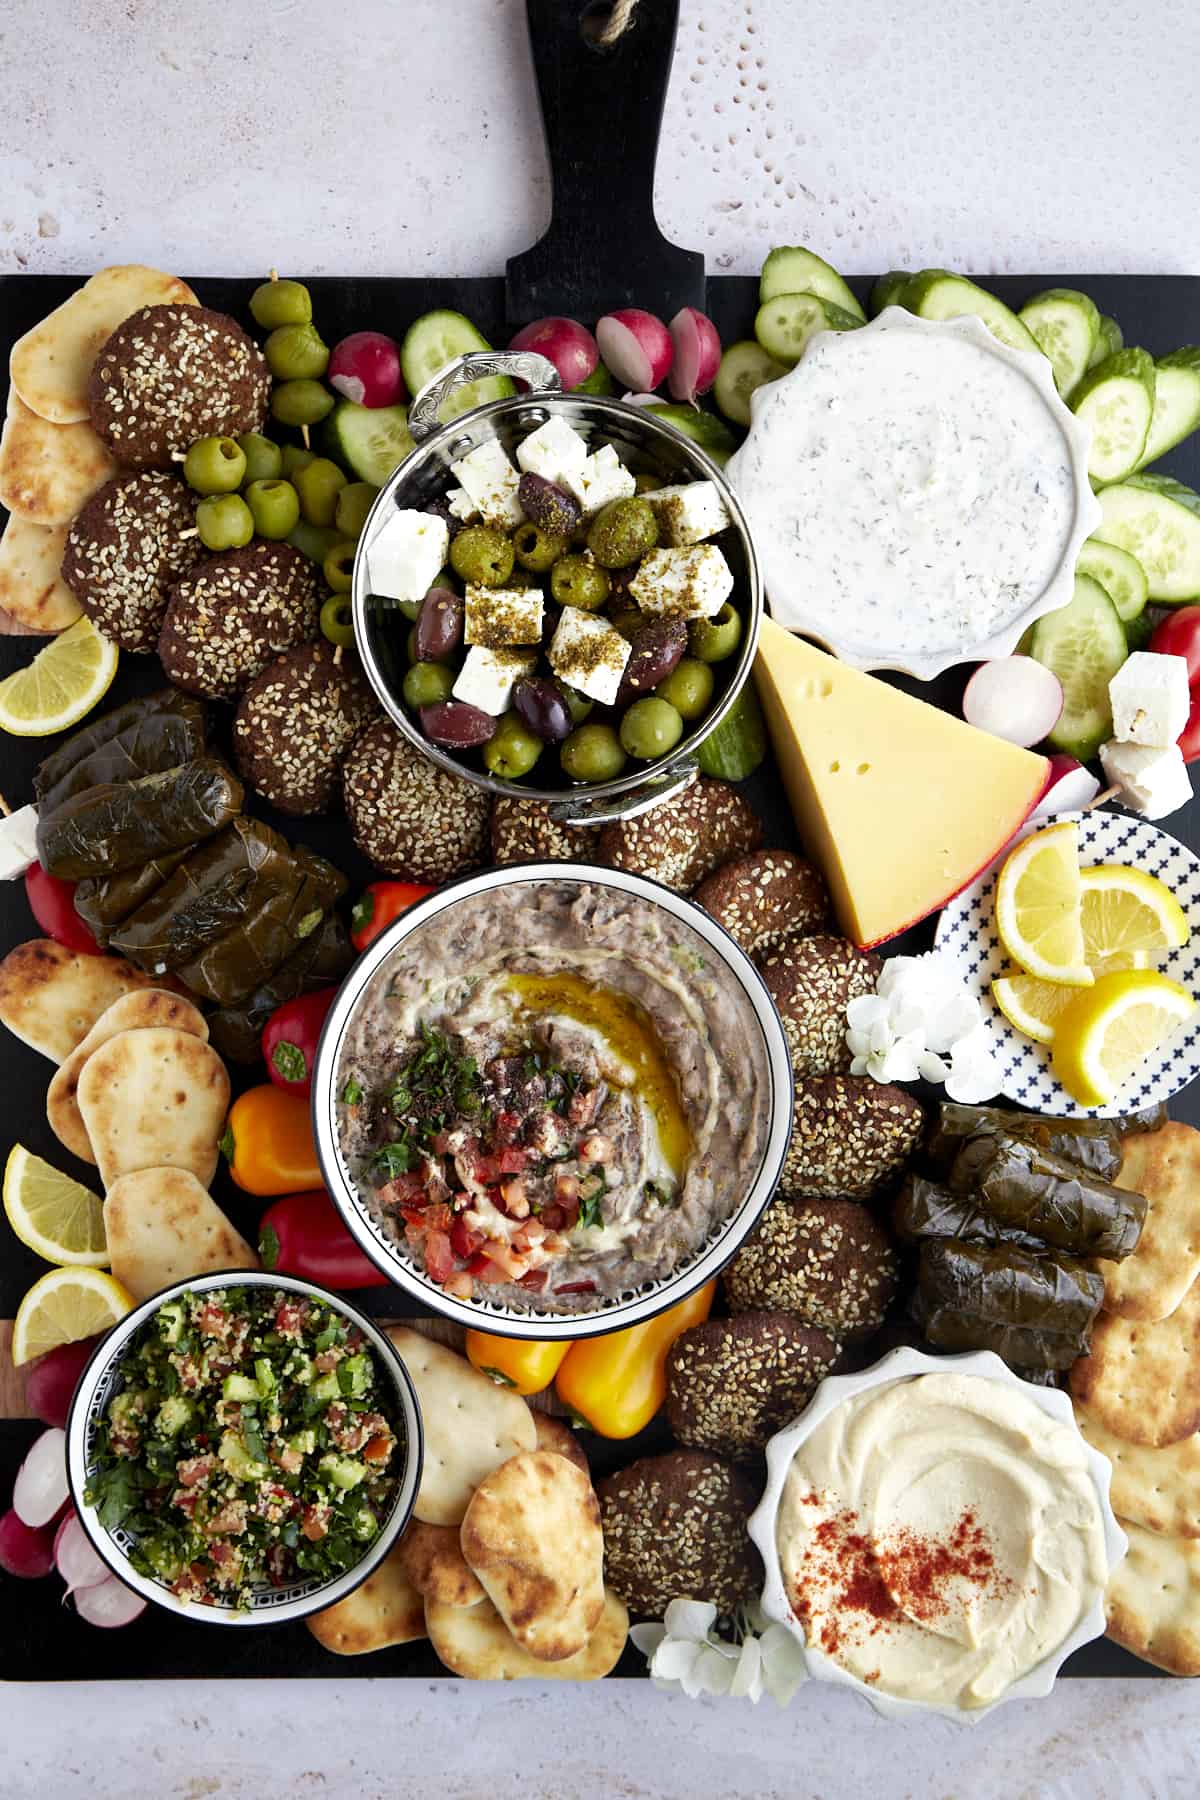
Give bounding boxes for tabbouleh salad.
[84,1285,403,1609]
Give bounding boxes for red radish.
[508,317,598,391]
[1032,753,1102,818]
[0,1506,55,1579]
[12,1427,68,1528]
[53,1512,110,1597]
[328,332,405,408]
[962,656,1063,748]
[667,307,721,403]
[72,1573,147,1628]
[619,392,659,408]
[23,1336,100,1430]
[595,309,673,393]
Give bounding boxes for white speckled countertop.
[1,0,1198,1792]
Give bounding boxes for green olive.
[286,520,341,564]
[195,493,254,552]
[322,539,358,594]
[619,697,684,760]
[335,481,380,540]
[513,520,568,573]
[655,656,714,720]
[249,278,313,329]
[319,594,356,649]
[395,597,423,623]
[556,681,593,725]
[689,604,742,664]
[270,378,335,428]
[633,471,660,495]
[549,554,610,612]
[293,457,347,528]
[561,722,626,783]
[237,432,283,484]
[586,496,658,569]
[402,662,455,709]
[483,712,543,780]
[265,323,329,382]
[244,477,300,540]
[183,435,246,495]
[449,525,514,587]
[281,444,316,479]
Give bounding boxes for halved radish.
[12,1426,68,1528]
[72,1573,147,1628]
[1032,752,1102,818]
[54,1512,110,1597]
[328,332,405,408]
[23,1336,99,1431]
[963,657,1064,748]
[667,307,721,403]
[508,317,598,391]
[596,310,673,393]
[0,1507,55,1579]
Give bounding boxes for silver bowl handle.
[408,351,563,442]
[548,759,699,829]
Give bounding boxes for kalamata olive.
[518,472,582,537]
[513,676,573,744]
[414,586,464,662]
[615,619,688,706]
[421,495,462,538]
[419,700,497,748]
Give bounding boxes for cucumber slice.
[1123,611,1154,653]
[760,246,866,322]
[1137,347,1200,468]
[1070,348,1156,486]
[1018,288,1100,397]
[903,270,1042,357]
[754,294,861,368]
[1088,315,1124,369]
[868,270,911,316]
[325,400,415,487]
[641,403,737,468]
[696,682,767,780]
[575,362,615,396]
[1094,473,1200,603]
[1027,573,1127,761]
[1074,538,1148,624]
[399,309,514,423]
[713,340,787,427]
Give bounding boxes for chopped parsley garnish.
[371,1137,416,1177]
[576,1186,605,1231]
[341,1076,364,1106]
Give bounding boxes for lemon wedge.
[995,821,1093,987]
[992,972,1082,1044]
[1051,969,1196,1107]
[1079,864,1190,970]
[3,1145,108,1267]
[11,1265,132,1366]
[0,617,118,737]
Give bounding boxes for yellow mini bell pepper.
[465,1330,571,1397]
[555,1280,716,1438]
[222,1085,322,1196]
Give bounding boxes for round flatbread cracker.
[1070,1278,1200,1447]
[1097,1123,1200,1322]
[305,1545,426,1657]
[1074,1403,1200,1539]
[1106,1519,1200,1677]
[425,1589,628,1682]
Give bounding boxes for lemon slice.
[995,821,1093,987]
[3,1145,108,1268]
[0,617,118,737]
[1051,970,1196,1107]
[1079,864,1190,971]
[11,1265,132,1366]
[992,972,1082,1044]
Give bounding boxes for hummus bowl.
[313,864,794,1338]
[748,1345,1126,1723]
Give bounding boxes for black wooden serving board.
[1,269,1198,1683]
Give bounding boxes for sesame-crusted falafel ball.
[598,1451,762,1617]
[665,1311,840,1459]
[61,470,204,653]
[233,642,377,816]
[724,1195,899,1340]
[598,775,761,893]
[758,933,881,1078]
[342,716,490,882]
[490,796,599,867]
[158,540,321,701]
[693,848,830,959]
[784,1075,925,1200]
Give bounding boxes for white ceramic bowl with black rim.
[311,862,794,1339]
[351,350,763,829]
[65,1271,423,1627]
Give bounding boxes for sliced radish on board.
[12,1427,69,1528]
[963,656,1064,748]
[667,307,721,403]
[596,309,674,392]
[0,1507,56,1579]
[72,1574,147,1628]
[54,1512,111,1597]
[508,317,599,391]
[328,332,405,408]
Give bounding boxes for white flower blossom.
[845,951,999,1102]
[629,1597,807,1707]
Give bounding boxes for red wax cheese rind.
[753,617,1049,949]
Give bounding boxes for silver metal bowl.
[65,1271,423,1627]
[351,351,762,828]
[311,862,795,1339]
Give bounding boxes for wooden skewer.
[0,792,11,819]
[1085,784,1120,811]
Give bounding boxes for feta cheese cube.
[452,645,538,716]
[548,607,631,706]
[450,440,524,529]
[516,416,590,493]
[366,509,449,605]
[630,545,734,621]
[0,803,39,880]
[575,444,636,515]
[446,487,478,524]
[1109,652,1191,748]
[1100,739,1194,820]
[639,480,730,546]
[464,583,544,647]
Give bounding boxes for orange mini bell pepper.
[555,1281,716,1439]
[465,1330,571,1397]
[222,1085,322,1196]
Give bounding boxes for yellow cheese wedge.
[754,617,1049,948]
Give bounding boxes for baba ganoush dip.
[775,1372,1108,1710]
[335,879,772,1314]
[733,315,1081,663]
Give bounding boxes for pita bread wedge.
[10,265,199,424]
[0,389,115,525]
[76,1026,230,1190]
[533,1411,589,1475]
[395,1521,485,1609]
[306,1545,426,1656]
[0,939,172,1063]
[48,988,208,1163]
[425,1589,628,1682]
[0,517,81,633]
[104,1166,256,1301]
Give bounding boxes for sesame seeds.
[233,642,377,816]
[598,776,762,893]
[665,1312,840,1459]
[598,1451,762,1616]
[758,933,880,1077]
[725,1196,899,1339]
[694,848,830,957]
[61,470,202,653]
[490,798,599,866]
[342,718,490,882]
[783,1074,925,1198]
[158,541,320,699]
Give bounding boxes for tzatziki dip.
[730,311,1094,674]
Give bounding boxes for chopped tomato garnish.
[424,1229,455,1285]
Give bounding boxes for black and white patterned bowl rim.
[936,809,1200,1119]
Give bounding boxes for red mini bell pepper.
[262,986,339,1097]
[350,881,434,952]
[1150,609,1200,761]
[258,1189,389,1289]
[24,865,100,954]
